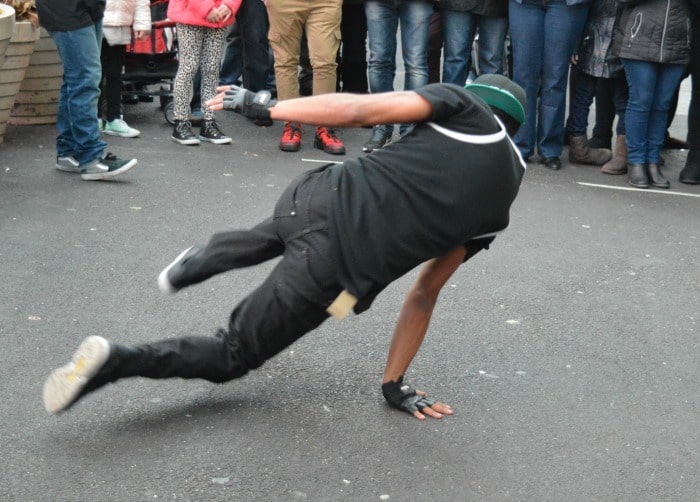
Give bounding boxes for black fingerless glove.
[223,85,276,122]
[381,376,436,415]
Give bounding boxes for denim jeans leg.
[475,15,508,76]
[623,58,655,164]
[219,23,242,86]
[398,0,431,91]
[51,23,107,165]
[509,0,544,158]
[537,2,589,158]
[647,63,686,163]
[439,9,475,86]
[366,0,398,135]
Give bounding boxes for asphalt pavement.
[1,80,698,501]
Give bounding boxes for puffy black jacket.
[36,0,105,33]
[613,0,692,64]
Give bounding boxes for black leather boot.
[627,163,649,189]
[679,150,700,184]
[647,163,670,188]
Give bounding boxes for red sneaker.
[279,122,302,152]
[314,126,346,155]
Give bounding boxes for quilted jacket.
[103,0,151,31]
[613,0,692,64]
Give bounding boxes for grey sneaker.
[55,155,81,173]
[42,335,111,414]
[81,152,137,181]
[362,126,392,153]
[103,117,140,138]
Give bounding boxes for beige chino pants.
[266,0,342,101]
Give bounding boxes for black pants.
[99,41,126,121]
[104,168,342,386]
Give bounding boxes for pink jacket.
[167,0,240,29]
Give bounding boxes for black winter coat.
[36,0,105,33]
[613,0,692,64]
[577,0,623,77]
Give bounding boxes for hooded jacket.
[36,0,105,33]
[613,0,692,64]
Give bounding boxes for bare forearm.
[268,92,433,128]
[382,288,434,383]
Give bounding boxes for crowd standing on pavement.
[36,0,699,187]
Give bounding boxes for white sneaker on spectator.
[103,117,140,138]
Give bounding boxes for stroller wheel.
[164,100,175,125]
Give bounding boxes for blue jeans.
[366,0,432,134]
[440,11,508,85]
[622,58,686,164]
[509,0,589,159]
[50,23,107,166]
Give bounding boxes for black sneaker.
[81,153,137,181]
[158,246,203,294]
[363,126,392,153]
[43,335,111,414]
[199,119,232,144]
[172,120,200,145]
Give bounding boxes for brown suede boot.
[601,135,628,175]
[568,134,612,165]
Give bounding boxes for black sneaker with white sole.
[172,119,200,145]
[43,336,111,414]
[158,246,204,294]
[199,119,232,144]
[81,153,137,181]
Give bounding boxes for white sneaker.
[55,155,81,173]
[43,336,111,414]
[103,117,140,138]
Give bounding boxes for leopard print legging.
[173,24,227,121]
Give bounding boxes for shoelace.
[318,127,342,145]
[283,124,300,140]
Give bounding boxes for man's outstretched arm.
[206,86,433,128]
[381,245,467,421]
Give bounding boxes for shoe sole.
[279,144,301,152]
[103,130,140,138]
[314,138,345,155]
[43,336,110,414]
[158,246,193,294]
[362,139,391,153]
[81,158,138,181]
[55,164,81,173]
[171,136,201,145]
[199,136,232,144]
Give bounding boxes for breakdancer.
[43,75,527,420]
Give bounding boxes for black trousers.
[104,168,342,386]
[99,41,126,122]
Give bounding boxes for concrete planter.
[0,19,39,144]
[0,4,14,68]
[10,27,62,125]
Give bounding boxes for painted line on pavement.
[301,158,343,164]
[577,182,700,198]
